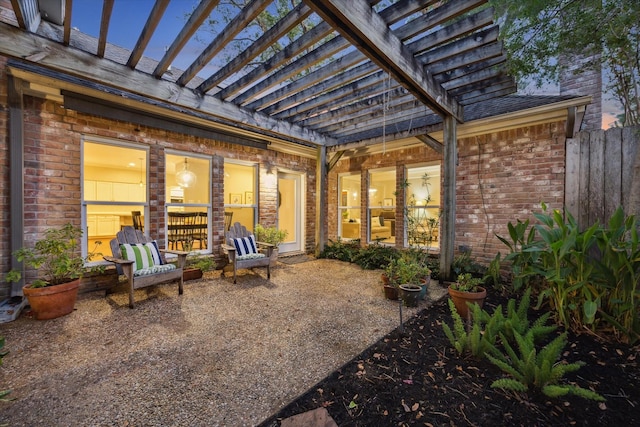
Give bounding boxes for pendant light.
[138,158,144,187]
[176,158,197,188]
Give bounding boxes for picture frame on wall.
[383,198,393,208]
[230,193,242,204]
[245,191,254,205]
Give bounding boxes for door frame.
[277,170,305,254]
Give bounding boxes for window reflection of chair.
[168,212,194,250]
[224,212,233,231]
[193,212,208,249]
[131,211,144,232]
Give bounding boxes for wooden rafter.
[97,0,114,58]
[153,0,219,78]
[63,0,72,45]
[127,0,170,69]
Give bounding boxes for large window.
[224,161,257,232]
[368,169,396,243]
[405,163,441,249]
[83,140,147,261]
[338,173,361,239]
[165,153,211,252]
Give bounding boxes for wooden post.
[440,115,457,281]
[315,145,328,256]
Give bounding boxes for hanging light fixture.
[138,158,144,187]
[176,158,197,188]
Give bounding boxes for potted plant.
[382,258,401,300]
[254,224,288,265]
[395,257,422,307]
[7,223,101,320]
[447,273,487,319]
[183,253,215,281]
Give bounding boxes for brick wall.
[0,63,316,296]
[560,53,603,131]
[329,121,567,266]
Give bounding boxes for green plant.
[450,273,484,292]
[254,224,288,248]
[0,336,10,401]
[442,299,500,357]
[8,223,101,288]
[496,218,540,290]
[486,330,605,401]
[319,238,362,263]
[186,254,216,272]
[352,242,400,270]
[594,207,640,344]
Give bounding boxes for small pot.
[447,285,487,319]
[383,284,399,300]
[183,267,203,281]
[399,284,422,307]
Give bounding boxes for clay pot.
[447,285,487,320]
[383,284,399,300]
[23,279,80,320]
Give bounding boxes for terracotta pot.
[23,279,80,320]
[399,284,422,307]
[183,268,203,281]
[383,284,399,300]
[447,285,487,320]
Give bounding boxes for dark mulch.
[259,290,640,426]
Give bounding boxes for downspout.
[440,115,457,281]
[8,75,25,295]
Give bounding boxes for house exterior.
[0,0,595,298]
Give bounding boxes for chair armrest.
[103,256,134,265]
[256,241,274,257]
[162,249,188,268]
[221,243,236,261]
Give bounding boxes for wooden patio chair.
[104,226,188,308]
[221,222,274,284]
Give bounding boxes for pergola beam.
[127,0,170,68]
[307,0,462,121]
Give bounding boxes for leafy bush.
[352,242,400,270]
[318,238,362,263]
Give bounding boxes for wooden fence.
[565,125,640,229]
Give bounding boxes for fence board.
[568,125,640,229]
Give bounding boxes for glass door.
[277,172,303,254]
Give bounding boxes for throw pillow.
[145,241,164,265]
[120,243,154,271]
[233,235,258,256]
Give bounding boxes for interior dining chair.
[224,212,233,231]
[131,211,144,232]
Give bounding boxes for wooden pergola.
[2,0,516,279]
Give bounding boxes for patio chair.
[104,226,188,308]
[221,222,273,284]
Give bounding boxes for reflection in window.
[83,140,147,261]
[368,169,396,244]
[165,154,211,252]
[338,173,361,239]
[405,163,441,249]
[224,162,257,232]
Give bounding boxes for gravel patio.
[0,258,445,426]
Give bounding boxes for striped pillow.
[233,235,258,256]
[145,241,164,265]
[120,243,154,272]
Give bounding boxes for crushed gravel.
[0,259,445,426]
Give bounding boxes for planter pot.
[419,276,431,300]
[447,285,487,319]
[269,247,279,267]
[383,284,399,300]
[399,284,422,307]
[183,268,203,281]
[23,279,80,320]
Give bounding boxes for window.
[224,161,257,232]
[166,153,211,252]
[338,173,361,239]
[405,163,441,249]
[368,169,396,244]
[83,140,147,261]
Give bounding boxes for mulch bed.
[259,291,640,426]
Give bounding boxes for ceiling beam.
[127,0,170,68]
[97,0,114,58]
[0,23,331,146]
[307,0,462,121]
[153,0,219,77]
[63,0,72,45]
